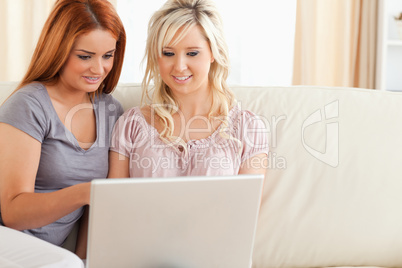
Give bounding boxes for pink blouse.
[110,104,269,178]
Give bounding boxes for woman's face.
[58,29,116,94]
[157,25,214,98]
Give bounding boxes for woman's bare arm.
[238,153,268,176]
[0,123,90,230]
[107,151,130,178]
[75,205,89,259]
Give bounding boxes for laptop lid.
[86,174,264,268]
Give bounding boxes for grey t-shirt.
[0,83,124,246]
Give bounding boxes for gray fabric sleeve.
[0,91,48,143]
[115,97,124,116]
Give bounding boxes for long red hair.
[17,0,126,94]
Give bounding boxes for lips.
[83,76,101,84]
[173,75,192,83]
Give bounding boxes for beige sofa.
[1,82,402,268]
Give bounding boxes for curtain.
[0,0,56,81]
[0,0,116,82]
[292,0,378,89]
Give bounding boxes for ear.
[211,57,215,63]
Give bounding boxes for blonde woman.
[0,0,125,262]
[109,0,268,178]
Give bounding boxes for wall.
[117,0,297,86]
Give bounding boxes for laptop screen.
[86,174,264,268]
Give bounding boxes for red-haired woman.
[0,0,126,264]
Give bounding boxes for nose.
[90,58,104,75]
[173,55,187,72]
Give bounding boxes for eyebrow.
[75,49,116,54]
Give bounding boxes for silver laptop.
[86,174,264,268]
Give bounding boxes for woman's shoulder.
[11,82,47,100]
[121,105,143,117]
[139,105,152,122]
[227,103,267,133]
[118,106,149,127]
[228,103,261,122]
[2,83,49,111]
[95,92,124,116]
[112,106,151,143]
[0,83,50,142]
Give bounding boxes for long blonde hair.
[142,0,235,143]
[16,0,126,95]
